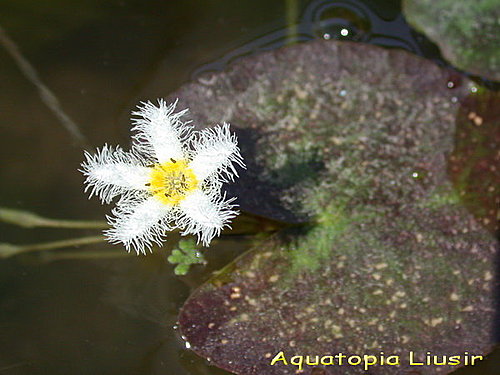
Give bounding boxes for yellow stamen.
[148,159,198,206]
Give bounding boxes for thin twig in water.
[0,207,107,229]
[41,250,133,262]
[0,361,27,372]
[0,24,88,147]
[0,235,105,258]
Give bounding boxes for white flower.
[80,99,245,254]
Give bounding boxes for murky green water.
[0,1,497,374]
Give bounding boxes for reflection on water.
[0,0,497,374]
[192,0,423,78]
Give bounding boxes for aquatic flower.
[81,100,244,254]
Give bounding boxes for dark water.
[0,1,497,374]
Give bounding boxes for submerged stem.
[0,235,105,258]
[0,207,107,229]
[41,250,133,262]
[0,24,87,146]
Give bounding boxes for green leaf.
[167,239,205,275]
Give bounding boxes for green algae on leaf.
[169,40,498,374]
[402,0,500,81]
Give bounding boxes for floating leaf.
[167,40,498,374]
[448,90,500,233]
[403,0,500,81]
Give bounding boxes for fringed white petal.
[105,196,172,255]
[188,123,245,182]
[80,144,150,203]
[176,189,239,247]
[81,99,245,254]
[131,99,192,163]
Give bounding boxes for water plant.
[80,100,245,254]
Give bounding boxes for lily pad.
[448,89,500,233]
[169,40,497,374]
[402,0,500,81]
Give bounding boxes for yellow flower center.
[148,159,198,206]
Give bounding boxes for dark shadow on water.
[224,127,323,224]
